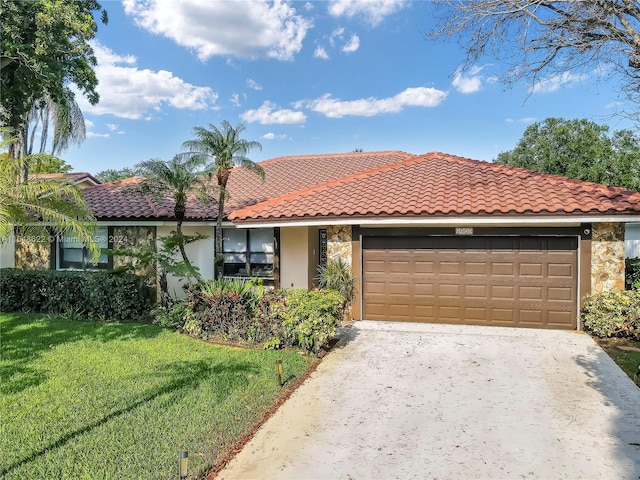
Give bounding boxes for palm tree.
[135,154,214,275]
[182,121,263,279]
[0,142,98,258]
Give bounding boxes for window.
[222,228,274,278]
[58,227,110,270]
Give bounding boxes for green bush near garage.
[0,268,155,322]
[625,257,640,289]
[581,289,640,339]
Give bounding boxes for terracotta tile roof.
[82,177,218,220]
[224,150,416,214]
[82,151,415,220]
[229,152,640,222]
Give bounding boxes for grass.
[0,313,316,479]
[596,337,640,386]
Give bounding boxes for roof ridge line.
[241,150,415,168]
[229,153,425,220]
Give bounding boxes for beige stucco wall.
[157,225,214,297]
[280,226,311,289]
[0,235,16,268]
[591,222,625,293]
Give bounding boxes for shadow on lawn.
[1,357,258,476]
[0,313,162,395]
[574,343,640,475]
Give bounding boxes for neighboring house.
[625,223,640,258]
[3,151,640,330]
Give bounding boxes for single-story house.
[3,150,640,330]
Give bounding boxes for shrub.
[282,289,345,353]
[152,301,190,329]
[0,268,154,321]
[581,290,640,339]
[184,280,256,342]
[317,259,356,306]
[626,258,640,290]
[182,284,343,353]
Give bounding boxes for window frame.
[57,226,113,271]
[222,228,274,279]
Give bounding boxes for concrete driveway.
[218,321,640,480]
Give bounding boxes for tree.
[495,117,640,191]
[429,1,640,111]
[23,89,87,158]
[0,142,97,257]
[135,155,215,277]
[182,121,263,280]
[1,0,107,156]
[25,154,73,174]
[96,167,138,183]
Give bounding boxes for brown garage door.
[363,236,578,329]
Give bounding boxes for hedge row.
[0,268,155,322]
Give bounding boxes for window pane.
[224,253,246,264]
[249,228,273,253]
[250,264,273,277]
[63,248,83,263]
[94,228,108,249]
[224,263,249,276]
[223,229,246,252]
[249,253,273,264]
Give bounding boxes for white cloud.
[530,72,587,94]
[262,132,289,140]
[342,34,360,53]
[328,0,407,26]
[314,45,329,59]
[303,87,447,118]
[106,123,118,131]
[505,117,536,124]
[247,78,263,90]
[122,0,312,61]
[77,42,218,119]
[452,66,484,94]
[241,101,307,124]
[86,131,110,139]
[231,93,241,107]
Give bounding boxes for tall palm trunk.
[215,176,227,280]
[174,203,194,272]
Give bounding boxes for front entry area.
[362,235,578,329]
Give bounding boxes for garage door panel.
[548,263,574,277]
[519,286,543,300]
[363,236,577,329]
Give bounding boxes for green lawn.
[0,313,315,479]
[596,337,640,386]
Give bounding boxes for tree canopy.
[0,0,106,152]
[95,167,138,183]
[494,117,640,191]
[430,1,640,112]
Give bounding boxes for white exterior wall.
[157,225,215,297]
[280,226,310,289]
[0,235,15,268]
[625,223,640,258]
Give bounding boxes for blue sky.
[63,0,633,173]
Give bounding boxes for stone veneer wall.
[15,235,50,270]
[112,226,157,281]
[327,225,352,268]
[591,222,625,293]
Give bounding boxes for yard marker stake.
[178,451,188,480]
[276,359,283,386]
